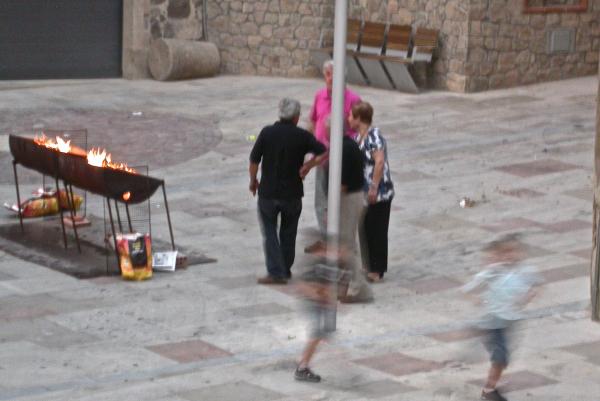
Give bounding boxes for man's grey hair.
[323,59,334,73]
[279,98,301,121]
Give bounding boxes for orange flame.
[34,134,71,153]
[122,192,131,201]
[86,148,136,173]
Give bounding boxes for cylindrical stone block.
[149,39,220,81]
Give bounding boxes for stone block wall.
[125,0,599,92]
[148,0,204,41]
[466,0,600,91]
[204,1,334,76]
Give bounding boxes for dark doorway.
[0,0,123,80]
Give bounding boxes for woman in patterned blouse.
[348,101,394,282]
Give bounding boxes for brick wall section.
[466,0,600,91]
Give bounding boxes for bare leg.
[484,362,505,390]
[299,338,321,368]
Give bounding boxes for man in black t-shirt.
[249,98,326,284]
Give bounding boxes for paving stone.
[480,217,542,233]
[562,188,592,202]
[178,381,284,401]
[0,319,99,348]
[523,244,555,260]
[392,170,436,183]
[570,248,592,260]
[401,277,463,294]
[427,328,484,343]
[354,352,445,377]
[146,339,232,363]
[494,159,581,178]
[497,188,545,198]
[207,274,256,290]
[541,219,592,233]
[227,302,293,319]
[561,340,600,365]
[469,370,558,393]
[541,264,588,284]
[348,379,417,398]
[0,271,16,281]
[408,214,478,231]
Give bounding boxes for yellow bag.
[116,233,152,281]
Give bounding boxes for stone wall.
[203,1,334,76]
[124,0,599,92]
[149,0,204,41]
[347,0,469,91]
[466,0,600,91]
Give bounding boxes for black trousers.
[360,200,391,276]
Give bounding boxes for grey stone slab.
[0,271,15,281]
[227,302,293,319]
[0,318,99,348]
[349,379,417,398]
[347,57,368,86]
[178,381,284,401]
[382,60,418,93]
[357,57,394,90]
[207,274,256,290]
[408,214,478,231]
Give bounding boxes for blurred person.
[249,98,326,284]
[348,101,394,282]
[304,59,361,254]
[462,234,541,401]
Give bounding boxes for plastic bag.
[116,233,153,281]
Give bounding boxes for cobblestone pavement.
[0,75,598,400]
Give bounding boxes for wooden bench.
[380,24,418,93]
[411,27,439,62]
[310,21,439,93]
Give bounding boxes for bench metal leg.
[356,58,395,90]
[382,61,419,93]
[346,56,367,86]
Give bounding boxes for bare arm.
[368,150,385,204]
[300,151,329,179]
[249,162,259,196]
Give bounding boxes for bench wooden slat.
[413,28,439,47]
[360,21,386,54]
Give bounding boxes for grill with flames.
[9,134,175,257]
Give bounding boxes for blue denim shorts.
[484,328,509,366]
[305,299,336,339]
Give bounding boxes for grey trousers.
[339,191,372,299]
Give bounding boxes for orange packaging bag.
[116,233,152,281]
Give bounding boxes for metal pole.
[63,180,81,253]
[161,183,176,251]
[114,199,124,233]
[106,198,121,271]
[56,176,68,249]
[12,161,24,232]
[125,203,133,233]
[326,0,348,330]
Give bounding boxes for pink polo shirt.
[310,87,361,149]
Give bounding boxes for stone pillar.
[122,0,151,79]
[592,50,600,321]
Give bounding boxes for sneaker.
[481,389,507,401]
[294,367,321,383]
[257,275,288,285]
[304,240,326,254]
